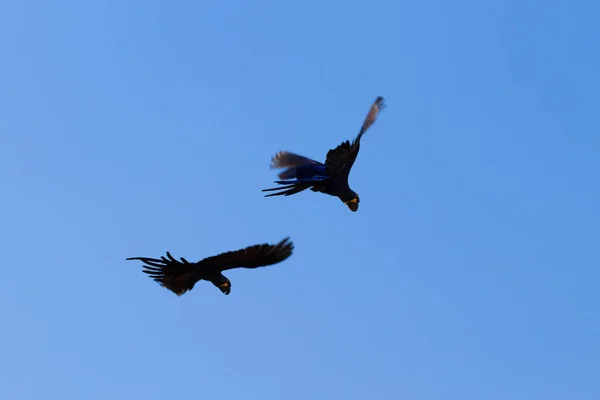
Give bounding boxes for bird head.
[217,278,231,295]
[344,193,360,212]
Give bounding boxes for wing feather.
[201,237,294,272]
[270,151,323,168]
[325,96,385,177]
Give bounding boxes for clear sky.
[1,1,599,399]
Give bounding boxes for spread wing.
[270,151,323,168]
[127,252,202,296]
[200,237,294,272]
[325,96,385,177]
[269,151,325,180]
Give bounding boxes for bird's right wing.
[201,237,294,272]
[127,252,200,296]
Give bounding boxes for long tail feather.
[277,176,328,183]
[264,185,311,197]
[262,182,313,197]
[126,252,199,296]
[262,183,301,192]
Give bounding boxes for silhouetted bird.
[262,96,386,212]
[127,237,294,296]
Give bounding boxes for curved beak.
[219,281,231,295]
[344,196,359,212]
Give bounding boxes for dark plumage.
[262,96,386,212]
[127,237,294,296]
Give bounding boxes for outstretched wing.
[270,151,324,180]
[325,96,385,177]
[270,151,323,168]
[127,252,201,296]
[201,237,294,272]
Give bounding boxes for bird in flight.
[262,96,386,212]
[127,237,294,296]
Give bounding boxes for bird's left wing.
[201,237,294,272]
[325,96,385,177]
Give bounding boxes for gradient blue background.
[1,1,599,399]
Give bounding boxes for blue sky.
[1,0,599,399]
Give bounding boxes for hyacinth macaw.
[262,96,386,212]
[127,237,294,296]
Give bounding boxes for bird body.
[262,96,386,211]
[127,237,294,296]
